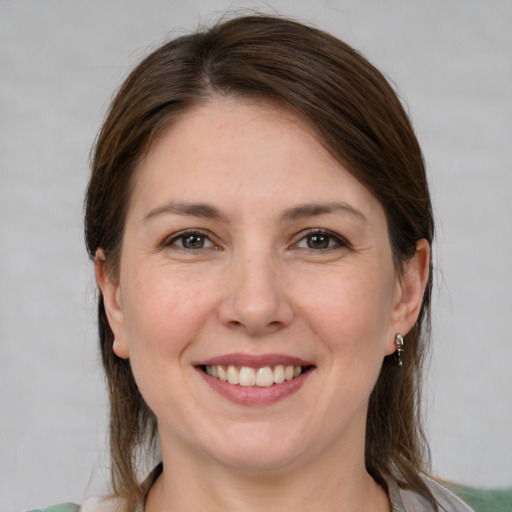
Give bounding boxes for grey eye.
[306,234,331,249]
[181,234,206,249]
[167,231,215,249]
[296,231,344,250]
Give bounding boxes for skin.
[97,98,430,512]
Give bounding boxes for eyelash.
[163,228,348,252]
[293,229,349,251]
[164,230,217,250]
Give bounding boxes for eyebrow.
[281,202,368,223]
[143,202,228,223]
[143,200,367,224]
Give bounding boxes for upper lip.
[196,353,315,368]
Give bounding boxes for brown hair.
[85,14,435,510]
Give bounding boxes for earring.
[395,334,404,367]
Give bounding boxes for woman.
[42,14,473,512]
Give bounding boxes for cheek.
[294,264,395,357]
[118,269,222,415]
[120,268,220,357]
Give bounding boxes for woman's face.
[99,98,425,474]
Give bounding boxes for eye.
[166,231,216,250]
[295,230,347,251]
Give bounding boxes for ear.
[386,239,430,354]
[95,249,129,359]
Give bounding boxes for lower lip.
[197,368,312,406]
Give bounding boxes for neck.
[145,439,390,512]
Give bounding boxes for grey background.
[1,0,511,510]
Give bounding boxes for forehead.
[144,97,327,171]
[129,97,384,224]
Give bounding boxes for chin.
[215,447,302,474]
[204,424,309,473]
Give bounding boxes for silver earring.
[395,334,404,367]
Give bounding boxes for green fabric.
[26,504,79,512]
[451,484,512,512]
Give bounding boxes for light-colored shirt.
[29,478,475,512]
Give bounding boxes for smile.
[203,365,305,387]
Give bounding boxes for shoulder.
[428,479,476,511]
[438,482,512,512]
[26,505,79,512]
[26,497,124,512]
[398,478,475,512]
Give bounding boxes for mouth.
[200,364,314,387]
[195,354,315,405]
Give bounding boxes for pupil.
[184,235,204,249]
[308,235,329,249]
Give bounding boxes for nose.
[217,251,294,336]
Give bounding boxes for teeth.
[256,367,274,387]
[274,365,285,384]
[227,365,239,385]
[239,367,256,386]
[218,366,227,382]
[204,364,304,387]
